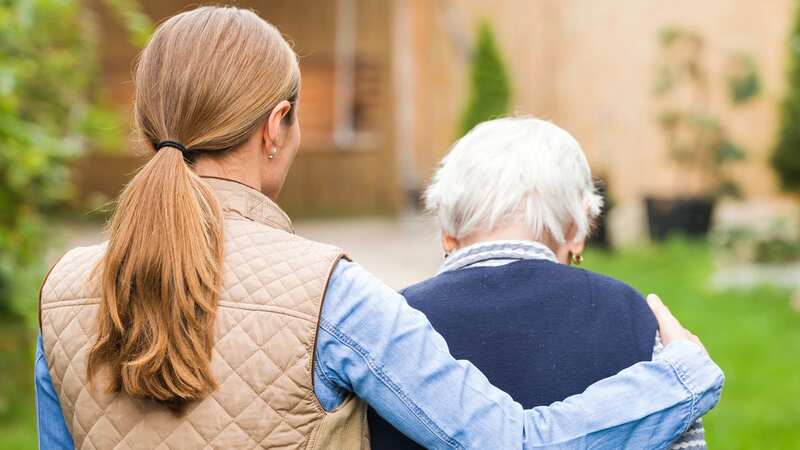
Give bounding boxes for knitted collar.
[439,240,558,274]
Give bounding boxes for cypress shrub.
[458,21,512,137]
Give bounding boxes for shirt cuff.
[654,340,725,421]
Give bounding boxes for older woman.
[369,117,709,449]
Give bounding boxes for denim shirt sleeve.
[35,335,74,450]
[314,260,724,450]
[654,333,708,450]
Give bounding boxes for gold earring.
[569,252,583,266]
[268,146,278,159]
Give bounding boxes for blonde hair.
[425,117,602,245]
[87,6,300,411]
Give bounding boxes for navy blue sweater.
[368,259,658,449]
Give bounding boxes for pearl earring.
[268,146,278,160]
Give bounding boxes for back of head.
[425,117,603,245]
[87,6,300,411]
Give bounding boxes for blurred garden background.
[2,0,800,448]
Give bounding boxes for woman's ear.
[560,222,585,263]
[263,100,292,147]
[441,233,460,256]
[568,238,586,257]
[567,222,585,254]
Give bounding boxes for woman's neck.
[193,144,263,193]
[458,223,563,262]
[460,223,546,248]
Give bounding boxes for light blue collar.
[439,240,558,274]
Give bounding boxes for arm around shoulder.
[315,260,724,449]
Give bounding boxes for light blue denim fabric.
[37,259,724,450]
[35,335,73,450]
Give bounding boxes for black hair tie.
[156,140,188,152]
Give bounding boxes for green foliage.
[0,0,151,426]
[714,219,800,264]
[653,27,705,96]
[458,21,511,137]
[0,318,33,422]
[727,53,761,104]
[0,0,98,317]
[0,0,92,419]
[773,6,800,192]
[654,27,759,199]
[104,0,154,48]
[0,0,152,316]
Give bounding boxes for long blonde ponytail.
[87,6,300,411]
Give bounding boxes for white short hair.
[425,117,603,245]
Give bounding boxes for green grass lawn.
[585,240,800,450]
[1,240,798,449]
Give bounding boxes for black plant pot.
[645,196,715,241]
[590,211,612,248]
[589,180,613,249]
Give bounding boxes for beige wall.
[83,0,795,215]
[406,0,794,203]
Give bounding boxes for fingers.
[688,333,707,354]
[646,293,664,316]
[647,294,682,331]
[647,293,708,355]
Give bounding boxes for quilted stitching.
[40,179,365,450]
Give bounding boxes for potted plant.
[647,27,759,241]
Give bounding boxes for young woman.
[35,7,722,449]
[368,118,709,450]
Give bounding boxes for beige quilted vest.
[40,177,369,450]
